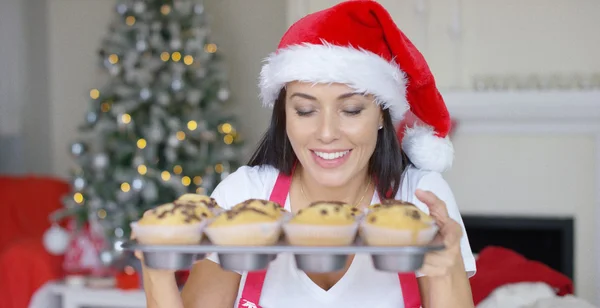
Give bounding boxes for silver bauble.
[167,135,180,147]
[70,142,86,157]
[92,153,108,170]
[86,111,98,125]
[217,88,230,101]
[72,176,87,191]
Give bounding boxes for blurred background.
[0,0,599,307]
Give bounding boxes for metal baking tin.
[122,238,443,273]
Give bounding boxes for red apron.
[237,172,422,308]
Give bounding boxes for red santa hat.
[259,0,453,172]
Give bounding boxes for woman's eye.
[296,110,314,116]
[344,109,363,116]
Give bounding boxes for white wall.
[295,0,600,90]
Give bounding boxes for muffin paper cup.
[130,220,209,245]
[203,213,291,246]
[359,221,438,246]
[283,221,359,246]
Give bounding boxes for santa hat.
[258,0,453,172]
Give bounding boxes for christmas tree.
[54,0,244,261]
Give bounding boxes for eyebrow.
[289,91,365,101]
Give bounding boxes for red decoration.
[63,220,109,276]
[469,246,573,305]
[116,266,141,290]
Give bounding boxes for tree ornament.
[93,153,109,170]
[43,223,71,255]
[70,142,87,157]
[72,176,87,191]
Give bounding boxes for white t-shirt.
[207,164,476,308]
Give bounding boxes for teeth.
[314,150,350,160]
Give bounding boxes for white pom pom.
[43,223,71,255]
[402,125,454,172]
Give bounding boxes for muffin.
[283,201,359,246]
[176,193,222,213]
[204,200,286,246]
[230,198,285,219]
[132,201,215,245]
[360,200,437,246]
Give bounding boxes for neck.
[296,166,373,208]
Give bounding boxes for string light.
[108,54,119,64]
[193,176,203,185]
[126,16,136,26]
[137,165,147,175]
[98,209,107,219]
[172,52,182,62]
[181,176,191,186]
[176,131,186,140]
[160,52,170,62]
[215,163,224,173]
[224,134,234,144]
[187,120,198,131]
[137,138,147,149]
[161,4,171,15]
[204,43,217,53]
[196,187,205,194]
[161,171,171,181]
[173,165,183,174]
[220,123,232,134]
[74,193,84,204]
[121,114,131,124]
[183,55,194,65]
[90,89,100,99]
[121,182,131,192]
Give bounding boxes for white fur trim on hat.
[258,42,409,124]
[402,125,454,172]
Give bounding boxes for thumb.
[415,189,450,223]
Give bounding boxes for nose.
[316,111,340,143]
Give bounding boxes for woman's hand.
[415,189,474,308]
[415,189,464,277]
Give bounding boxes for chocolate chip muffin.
[230,198,285,219]
[176,193,222,213]
[210,207,278,227]
[138,201,214,226]
[283,201,359,246]
[204,202,286,246]
[132,200,216,245]
[361,199,437,246]
[289,201,357,225]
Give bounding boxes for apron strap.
[238,172,292,308]
[398,273,422,308]
[238,171,422,308]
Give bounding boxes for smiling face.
[285,81,383,188]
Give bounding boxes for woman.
[139,1,476,307]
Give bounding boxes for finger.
[415,189,450,223]
[440,220,463,248]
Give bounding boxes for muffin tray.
[121,237,444,273]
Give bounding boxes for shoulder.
[398,165,452,209]
[210,164,280,210]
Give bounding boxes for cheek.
[285,114,309,148]
[342,120,379,147]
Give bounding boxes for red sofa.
[0,176,70,308]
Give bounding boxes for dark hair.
[247,89,411,199]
